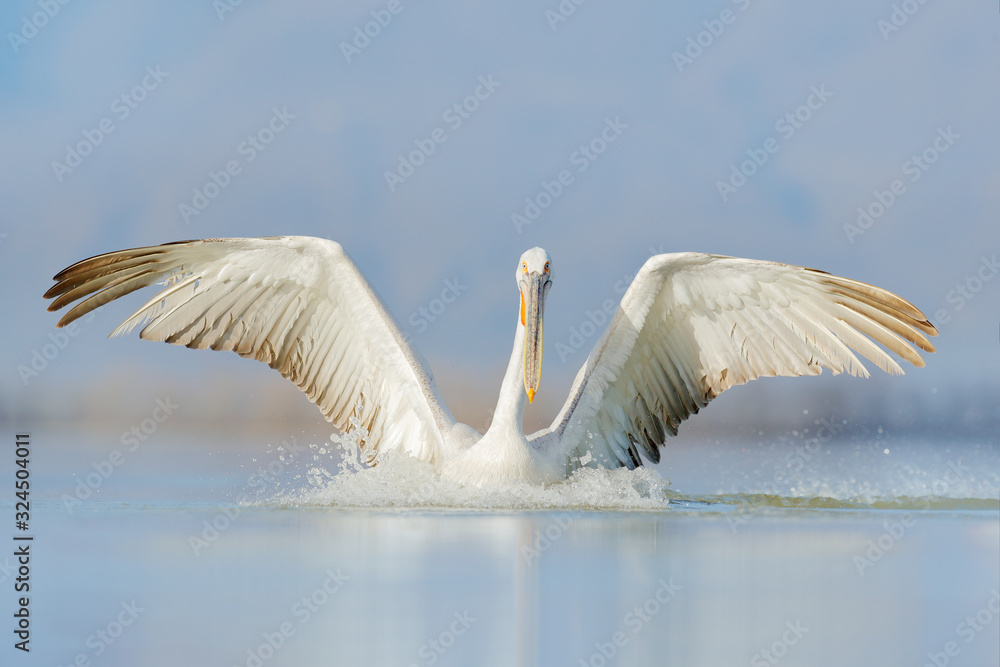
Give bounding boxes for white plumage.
[46,236,937,486]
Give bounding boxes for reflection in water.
[28,430,1000,666]
[34,504,1000,667]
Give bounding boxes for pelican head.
[517,247,552,404]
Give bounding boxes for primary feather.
[45,236,458,466]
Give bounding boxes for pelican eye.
[544,262,550,272]
[522,262,527,273]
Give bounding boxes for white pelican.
[45,237,937,486]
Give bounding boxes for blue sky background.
[1,0,997,431]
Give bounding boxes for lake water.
[8,426,999,667]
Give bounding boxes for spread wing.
[533,253,937,471]
[44,236,456,466]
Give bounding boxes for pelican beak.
[521,271,549,403]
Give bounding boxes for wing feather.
[46,236,456,466]
[536,253,937,473]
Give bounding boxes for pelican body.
[45,237,937,486]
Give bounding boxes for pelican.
[45,237,937,486]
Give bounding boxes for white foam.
[249,433,999,512]
[279,447,674,511]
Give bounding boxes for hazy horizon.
[2,0,997,433]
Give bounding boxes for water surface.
[11,428,1000,666]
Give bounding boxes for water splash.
[247,433,1000,513]
[277,447,674,511]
